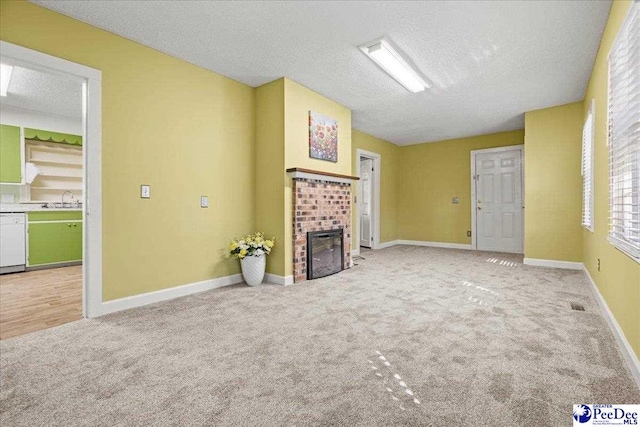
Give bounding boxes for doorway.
[471,145,524,254]
[360,158,373,248]
[0,41,102,334]
[356,149,381,254]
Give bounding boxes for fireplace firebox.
[307,229,344,280]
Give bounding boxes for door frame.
[1,41,103,318]
[470,145,524,251]
[355,149,381,254]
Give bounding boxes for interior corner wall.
[255,79,286,276]
[523,102,583,263]
[283,78,352,277]
[351,130,400,247]
[581,0,639,358]
[397,130,524,245]
[1,1,256,301]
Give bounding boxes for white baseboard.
[397,240,473,250]
[355,239,471,251]
[523,258,584,270]
[378,240,400,249]
[101,273,243,315]
[352,241,397,254]
[582,266,640,389]
[264,273,294,286]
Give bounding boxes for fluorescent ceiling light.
[0,64,13,97]
[361,40,427,93]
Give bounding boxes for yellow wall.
[283,79,352,277]
[397,130,524,244]
[524,102,583,262]
[283,79,352,175]
[582,0,639,358]
[1,1,256,300]
[351,130,400,246]
[255,79,286,276]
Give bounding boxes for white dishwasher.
[0,213,26,274]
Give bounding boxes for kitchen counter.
[0,204,82,213]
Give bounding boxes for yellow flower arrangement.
[229,232,276,260]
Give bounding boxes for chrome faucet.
[61,191,74,206]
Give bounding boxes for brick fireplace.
[288,168,358,283]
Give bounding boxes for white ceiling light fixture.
[1,63,14,97]
[360,39,428,93]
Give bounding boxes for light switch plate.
[200,196,209,208]
[452,197,459,204]
[141,185,150,199]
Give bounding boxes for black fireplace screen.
[307,229,344,280]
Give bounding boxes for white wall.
[0,105,82,134]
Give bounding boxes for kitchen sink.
[41,202,82,209]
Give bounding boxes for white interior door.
[360,158,373,248]
[475,149,523,253]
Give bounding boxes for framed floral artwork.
[309,111,338,162]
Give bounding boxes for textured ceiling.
[0,65,82,119]
[34,0,610,145]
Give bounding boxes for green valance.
[24,128,83,146]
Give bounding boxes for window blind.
[608,2,640,261]
[582,102,594,230]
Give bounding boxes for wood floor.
[0,266,82,340]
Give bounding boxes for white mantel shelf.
[286,168,359,185]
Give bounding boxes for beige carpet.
[1,246,638,426]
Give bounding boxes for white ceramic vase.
[240,254,266,286]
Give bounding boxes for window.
[608,3,640,261]
[582,101,594,231]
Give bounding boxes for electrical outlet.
[467,230,471,237]
[452,197,460,204]
[140,185,150,199]
[597,258,601,272]
[200,196,209,208]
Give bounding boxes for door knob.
[477,207,482,210]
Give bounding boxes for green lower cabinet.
[28,221,82,266]
[28,211,83,222]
